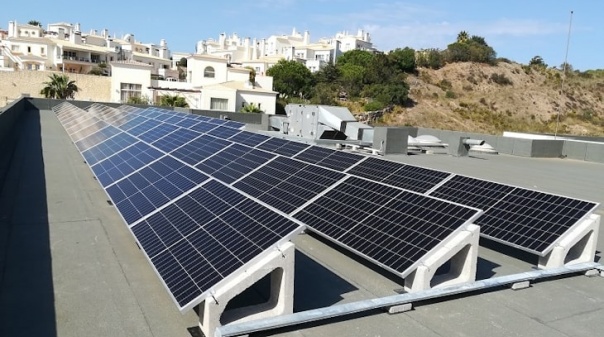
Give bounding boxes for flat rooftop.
[1,108,603,337]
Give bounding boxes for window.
[27,46,31,53]
[210,98,228,110]
[204,66,215,78]
[120,83,142,102]
[40,47,45,55]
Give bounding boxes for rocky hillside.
[367,62,604,136]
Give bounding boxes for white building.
[195,28,376,73]
[110,54,277,114]
[0,20,173,76]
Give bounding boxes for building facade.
[196,28,376,74]
[0,21,172,76]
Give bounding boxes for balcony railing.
[60,56,102,63]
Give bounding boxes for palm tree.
[159,94,188,107]
[240,102,263,113]
[457,31,469,43]
[40,74,79,99]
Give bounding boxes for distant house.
[110,53,277,114]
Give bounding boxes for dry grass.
[362,62,604,136]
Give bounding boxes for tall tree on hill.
[388,47,417,73]
[40,74,79,99]
[457,31,469,43]
[28,20,42,27]
[266,59,313,99]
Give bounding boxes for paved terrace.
[0,108,602,337]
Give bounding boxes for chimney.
[303,30,310,45]
[244,37,250,60]
[102,28,108,38]
[252,38,258,59]
[219,33,226,48]
[8,21,15,38]
[70,30,81,44]
[74,23,81,33]
[159,39,168,58]
[260,39,266,56]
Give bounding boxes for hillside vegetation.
[379,62,604,135]
[268,31,604,136]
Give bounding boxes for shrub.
[364,101,386,111]
[438,79,453,91]
[445,90,457,99]
[489,73,513,86]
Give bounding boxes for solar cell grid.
[228,131,270,147]
[109,113,142,127]
[294,146,364,172]
[429,175,599,254]
[347,157,450,193]
[127,119,163,136]
[82,133,138,166]
[190,121,218,133]
[118,115,150,132]
[75,125,122,151]
[70,120,110,142]
[164,115,187,125]
[138,124,180,143]
[129,180,301,308]
[91,142,164,187]
[170,135,232,165]
[152,128,201,152]
[105,156,209,225]
[233,157,345,214]
[257,138,310,157]
[196,143,276,184]
[207,126,242,139]
[295,176,480,275]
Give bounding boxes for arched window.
[204,66,215,78]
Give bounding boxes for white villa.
[196,28,377,74]
[1,20,277,114]
[110,54,277,114]
[0,20,173,78]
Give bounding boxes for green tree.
[457,31,469,43]
[388,47,417,73]
[416,48,444,69]
[176,57,187,67]
[159,94,188,107]
[338,63,365,96]
[28,20,41,27]
[529,56,547,68]
[240,102,263,113]
[336,50,375,68]
[127,96,149,105]
[245,66,256,84]
[266,59,313,99]
[40,74,79,99]
[313,63,340,84]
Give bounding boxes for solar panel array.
[53,101,598,312]
[53,102,303,311]
[53,102,485,311]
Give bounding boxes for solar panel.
[138,124,180,143]
[91,142,164,187]
[294,146,365,171]
[131,180,301,309]
[74,125,122,151]
[82,133,138,166]
[69,120,110,142]
[170,135,232,166]
[257,138,310,157]
[152,128,201,152]
[105,155,209,225]
[228,131,270,147]
[196,143,276,184]
[233,157,346,214]
[207,125,242,139]
[127,119,163,137]
[294,176,481,275]
[347,157,451,193]
[429,175,599,254]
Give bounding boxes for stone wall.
[0,70,111,107]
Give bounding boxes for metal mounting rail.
[216,262,602,337]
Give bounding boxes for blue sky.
[2,1,602,70]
